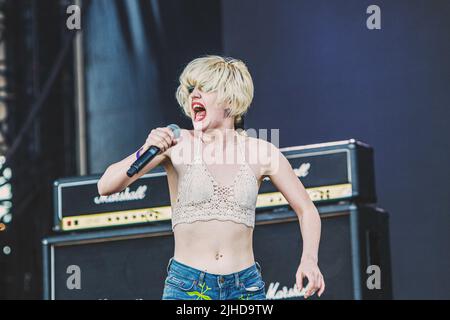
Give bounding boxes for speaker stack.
[43,139,392,300]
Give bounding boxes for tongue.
[195,111,206,121]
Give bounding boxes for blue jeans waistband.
[166,257,262,287]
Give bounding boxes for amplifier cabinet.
[271,139,376,204]
[43,203,391,300]
[254,203,392,300]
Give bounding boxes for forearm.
[98,126,178,196]
[298,205,321,263]
[98,145,167,196]
[97,148,141,196]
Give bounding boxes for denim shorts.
[162,257,267,300]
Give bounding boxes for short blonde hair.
[176,55,254,126]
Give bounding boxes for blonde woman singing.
[98,55,325,300]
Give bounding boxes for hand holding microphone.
[127,124,180,177]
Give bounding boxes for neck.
[199,126,236,144]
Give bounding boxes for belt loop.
[166,257,174,274]
[255,261,262,275]
[199,271,205,286]
[234,273,240,288]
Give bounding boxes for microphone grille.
[167,124,181,139]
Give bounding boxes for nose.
[191,86,202,99]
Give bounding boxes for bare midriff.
[173,220,255,275]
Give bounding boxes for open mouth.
[192,102,206,122]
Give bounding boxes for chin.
[193,119,210,131]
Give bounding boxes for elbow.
[306,205,320,219]
[97,176,124,197]
[97,180,117,196]
[97,179,108,196]
[294,203,320,219]
[309,206,321,225]
[97,164,129,196]
[97,167,114,196]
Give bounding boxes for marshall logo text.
[94,185,148,204]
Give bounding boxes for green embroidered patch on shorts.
[186,282,212,300]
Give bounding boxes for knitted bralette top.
[171,131,259,231]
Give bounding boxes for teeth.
[193,106,205,113]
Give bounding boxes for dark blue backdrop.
[222,0,450,299]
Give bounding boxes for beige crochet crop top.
[171,131,259,231]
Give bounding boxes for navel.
[215,252,224,260]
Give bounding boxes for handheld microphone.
[126,124,180,177]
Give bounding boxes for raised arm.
[97,127,177,196]
[262,141,325,298]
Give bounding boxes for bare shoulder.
[242,134,279,153]
[241,135,282,177]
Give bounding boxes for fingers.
[297,262,326,299]
[153,130,171,150]
[161,127,176,141]
[148,128,175,152]
[303,273,316,299]
[296,271,305,293]
[163,127,179,145]
[303,272,324,299]
[315,272,321,292]
[318,275,326,297]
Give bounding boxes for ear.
[224,107,232,118]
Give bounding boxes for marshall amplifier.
[257,139,377,210]
[43,203,391,300]
[53,167,170,232]
[54,139,376,232]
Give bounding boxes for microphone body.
[126,124,180,177]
